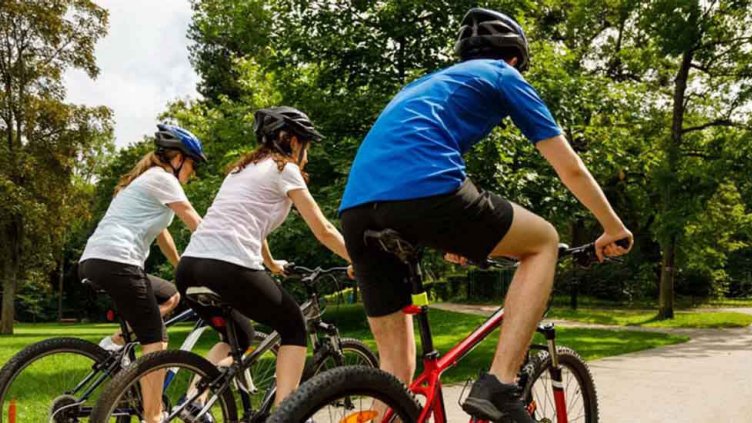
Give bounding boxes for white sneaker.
[98,335,123,352]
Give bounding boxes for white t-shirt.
[81,167,188,267]
[183,158,308,270]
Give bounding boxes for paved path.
[432,303,752,422]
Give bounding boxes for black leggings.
[176,257,307,347]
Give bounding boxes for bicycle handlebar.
[282,263,350,280]
[481,238,630,269]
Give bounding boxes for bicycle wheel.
[0,337,120,422]
[522,347,598,423]
[268,366,421,423]
[89,350,237,422]
[303,338,379,380]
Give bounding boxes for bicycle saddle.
[81,278,106,294]
[185,286,225,307]
[364,229,420,264]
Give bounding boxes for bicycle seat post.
[407,259,439,359]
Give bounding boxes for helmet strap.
[169,156,185,179]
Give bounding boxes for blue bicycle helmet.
[155,124,208,163]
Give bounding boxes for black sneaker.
[462,373,534,423]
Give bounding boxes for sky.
[64,0,200,148]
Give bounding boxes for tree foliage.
[0,0,113,333]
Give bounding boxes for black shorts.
[176,257,306,348]
[79,258,178,344]
[341,179,514,317]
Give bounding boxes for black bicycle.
[0,279,259,422]
[89,265,378,422]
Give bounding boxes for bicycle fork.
[539,323,568,423]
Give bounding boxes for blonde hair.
[114,150,180,195]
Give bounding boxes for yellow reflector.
[412,291,429,306]
[338,410,379,423]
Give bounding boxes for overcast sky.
[64,0,199,148]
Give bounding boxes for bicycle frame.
[403,304,565,423]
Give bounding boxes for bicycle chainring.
[48,394,81,422]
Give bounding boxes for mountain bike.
[0,279,258,422]
[89,265,379,422]
[269,229,628,423]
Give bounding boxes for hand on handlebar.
[595,228,633,262]
[267,259,289,275]
[347,264,355,280]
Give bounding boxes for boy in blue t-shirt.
[340,8,633,422]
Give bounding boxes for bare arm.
[536,135,633,258]
[262,239,286,274]
[288,188,351,263]
[156,229,180,267]
[167,200,202,232]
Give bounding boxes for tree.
[0,0,112,333]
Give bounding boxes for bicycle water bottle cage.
[185,286,225,308]
[364,229,421,264]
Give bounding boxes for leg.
[140,341,168,423]
[488,203,559,383]
[367,311,415,384]
[274,346,307,406]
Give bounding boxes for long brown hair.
[114,150,180,195]
[227,131,310,181]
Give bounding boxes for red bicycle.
[270,229,619,423]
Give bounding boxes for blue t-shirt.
[339,59,561,213]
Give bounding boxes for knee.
[279,311,307,348]
[542,220,560,248]
[163,293,180,312]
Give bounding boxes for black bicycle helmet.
[253,106,324,144]
[454,8,530,71]
[154,124,208,163]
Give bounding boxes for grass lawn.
[0,304,687,420]
[546,308,752,328]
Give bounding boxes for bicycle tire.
[90,350,238,422]
[0,337,114,423]
[303,338,378,380]
[268,366,421,423]
[523,346,598,423]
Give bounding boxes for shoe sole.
[462,397,504,421]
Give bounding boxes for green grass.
[547,308,752,328]
[0,304,688,419]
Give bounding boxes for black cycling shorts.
[341,179,514,317]
[176,257,306,348]
[79,258,178,344]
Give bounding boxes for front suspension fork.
[539,323,568,423]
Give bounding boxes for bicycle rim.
[1,346,107,422]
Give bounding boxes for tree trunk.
[1,257,17,335]
[658,236,676,318]
[657,50,693,319]
[58,254,64,322]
